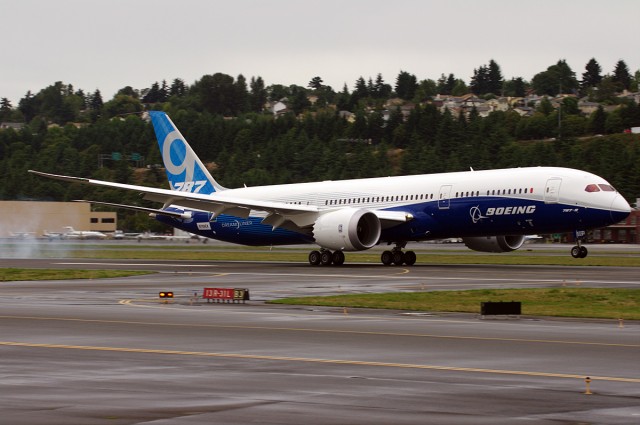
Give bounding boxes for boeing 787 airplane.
[29,111,631,266]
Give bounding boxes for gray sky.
[2,0,639,105]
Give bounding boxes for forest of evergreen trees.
[1,58,640,232]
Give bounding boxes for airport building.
[0,201,117,238]
[592,208,640,243]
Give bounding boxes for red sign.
[203,288,234,299]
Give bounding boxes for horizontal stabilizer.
[73,200,193,219]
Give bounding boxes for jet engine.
[313,208,381,251]
[462,235,526,253]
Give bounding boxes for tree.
[395,71,418,100]
[335,84,351,111]
[289,85,310,115]
[451,80,468,96]
[350,76,369,106]
[142,82,162,103]
[170,78,187,97]
[437,74,457,95]
[249,76,267,112]
[102,95,143,118]
[191,73,237,115]
[308,76,324,90]
[588,105,607,134]
[581,58,602,91]
[117,86,138,98]
[594,76,618,103]
[612,60,631,91]
[503,77,526,97]
[373,73,392,99]
[471,60,504,95]
[0,98,12,121]
[234,74,250,114]
[532,60,578,96]
[487,60,504,95]
[470,65,489,95]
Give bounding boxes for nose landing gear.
[570,244,588,258]
[571,231,588,258]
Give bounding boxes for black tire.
[381,250,393,266]
[309,250,321,265]
[570,246,581,258]
[332,250,345,266]
[320,250,333,265]
[392,250,404,266]
[579,246,588,258]
[404,250,417,266]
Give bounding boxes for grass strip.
[30,249,640,267]
[270,288,640,320]
[0,268,152,282]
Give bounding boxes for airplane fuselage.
[157,166,629,246]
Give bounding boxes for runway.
[1,258,640,424]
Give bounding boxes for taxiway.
[1,257,639,424]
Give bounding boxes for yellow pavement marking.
[1,340,639,383]
[1,315,638,348]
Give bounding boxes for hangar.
[0,201,117,238]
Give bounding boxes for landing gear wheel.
[392,250,404,266]
[320,250,333,266]
[404,250,417,266]
[332,250,345,266]
[571,246,581,258]
[309,250,321,265]
[381,250,393,266]
[571,245,588,258]
[579,246,588,258]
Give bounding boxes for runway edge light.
[159,291,174,299]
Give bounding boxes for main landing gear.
[381,243,416,266]
[308,249,345,266]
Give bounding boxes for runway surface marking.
[46,262,640,285]
[55,262,219,268]
[2,340,639,384]
[2,315,638,348]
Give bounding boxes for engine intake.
[462,235,526,253]
[313,208,381,251]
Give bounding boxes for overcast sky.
[2,0,639,105]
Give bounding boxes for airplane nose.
[610,194,632,223]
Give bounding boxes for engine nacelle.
[462,235,526,253]
[313,208,381,251]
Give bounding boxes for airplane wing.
[29,170,321,227]
[30,170,414,229]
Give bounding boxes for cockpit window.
[598,184,615,192]
[585,184,600,192]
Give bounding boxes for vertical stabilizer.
[149,111,225,194]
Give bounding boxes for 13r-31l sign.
[202,287,250,303]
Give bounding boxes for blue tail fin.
[149,111,224,194]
